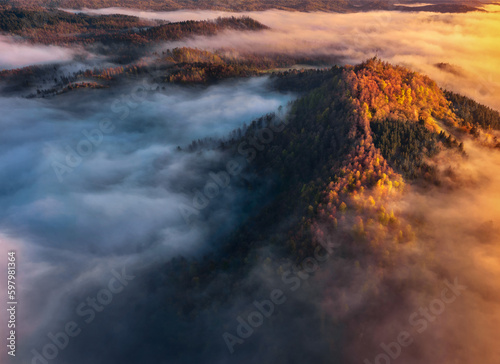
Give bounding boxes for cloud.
[317,140,500,364]
[60,7,233,21]
[384,141,500,364]
[0,77,293,361]
[0,35,80,70]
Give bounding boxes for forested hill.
[0,8,267,45]
[45,58,497,361]
[173,59,499,317]
[212,58,467,258]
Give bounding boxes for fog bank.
[0,77,293,361]
[70,7,500,111]
[0,35,80,69]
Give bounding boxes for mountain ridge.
[179,57,499,287]
[120,59,500,363]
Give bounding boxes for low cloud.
[0,35,81,69]
[322,141,500,364]
[0,77,293,361]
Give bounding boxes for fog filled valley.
[1,3,500,364]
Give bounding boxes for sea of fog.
[0,77,294,361]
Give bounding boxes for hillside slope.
[138,60,500,362]
[181,58,499,286]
